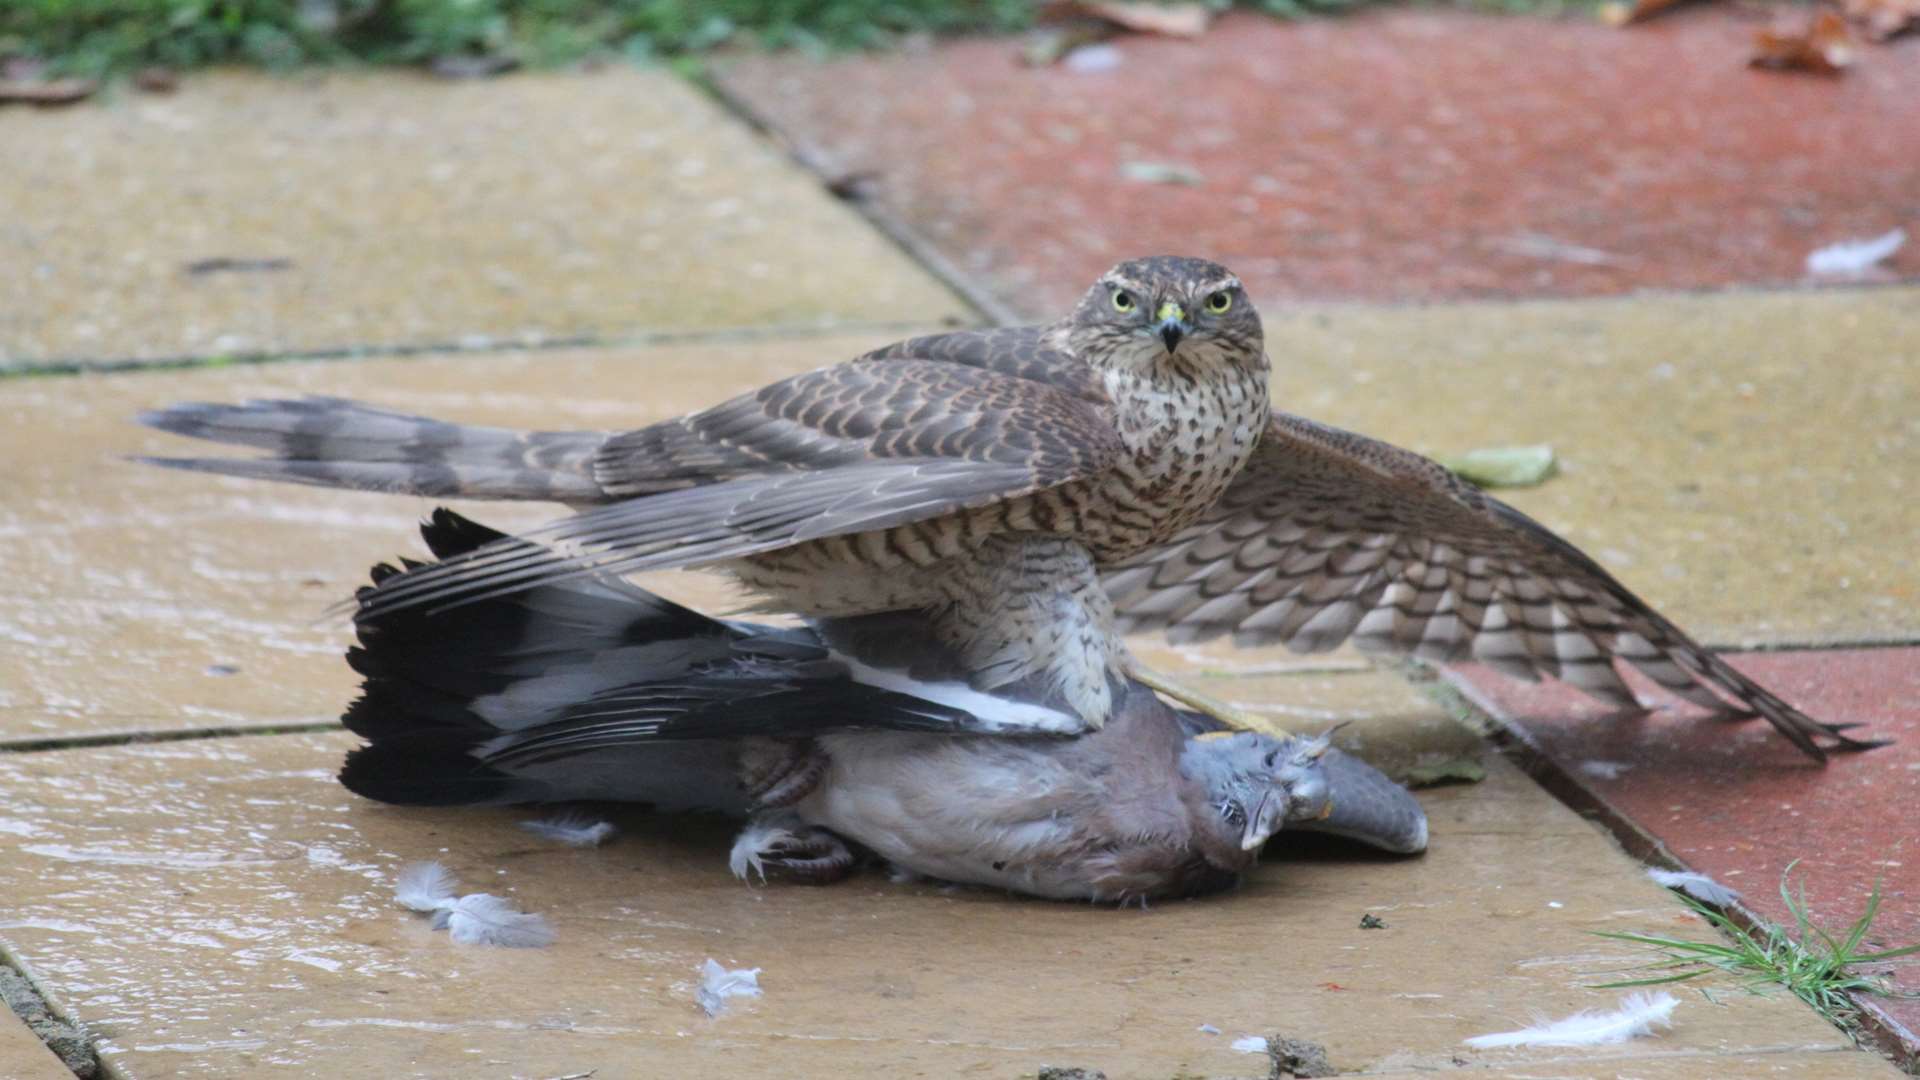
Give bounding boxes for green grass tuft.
[1595,861,1920,1025]
[2,0,1601,79]
[0,0,1036,77]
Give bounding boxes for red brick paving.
[719,9,1920,318]
[1454,648,1920,1055]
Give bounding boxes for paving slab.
[1453,646,1920,1058]
[0,1004,77,1080]
[717,9,1920,318]
[0,677,1892,1079]
[0,69,969,368]
[0,334,911,745]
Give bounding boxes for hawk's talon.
[729,814,858,885]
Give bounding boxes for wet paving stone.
[0,711,1881,1078]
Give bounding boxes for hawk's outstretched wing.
[358,358,1122,617]
[1104,413,1877,760]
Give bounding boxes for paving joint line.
[697,70,1023,328]
[1230,276,1920,317]
[1415,663,1918,1071]
[0,721,343,755]
[0,953,100,1078]
[0,318,956,380]
[1713,636,1920,654]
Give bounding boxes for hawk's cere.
[139,255,1878,759]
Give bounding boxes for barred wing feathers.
[1105,414,1876,760]
[360,359,1123,618]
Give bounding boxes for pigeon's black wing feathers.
[341,510,1053,806]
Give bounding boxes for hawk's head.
[1066,255,1263,373]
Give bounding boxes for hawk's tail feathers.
[137,397,609,503]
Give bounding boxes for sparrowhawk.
[139,254,1878,759]
[143,256,1270,735]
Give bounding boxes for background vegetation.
[2,0,1047,76]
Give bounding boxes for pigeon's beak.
[1155,301,1189,353]
[1245,736,1339,850]
[1242,787,1336,851]
[1241,792,1288,852]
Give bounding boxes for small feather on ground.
[520,812,618,848]
[697,959,763,1017]
[395,861,458,912]
[1806,228,1905,276]
[1464,991,1678,1048]
[1647,867,1741,907]
[430,894,558,948]
[393,860,555,948]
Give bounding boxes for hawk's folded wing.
[359,359,1122,618]
[1104,413,1874,760]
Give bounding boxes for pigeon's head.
[1184,727,1338,853]
[1068,255,1263,372]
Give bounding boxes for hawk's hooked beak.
[1155,301,1189,353]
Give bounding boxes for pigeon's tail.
[137,396,610,504]
[1295,751,1429,854]
[338,508,747,809]
[337,510,974,809]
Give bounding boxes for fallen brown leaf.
[1022,24,1113,66]
[1599,0,1698,27]
[0,77,97,106]
[1751,10,1857,75]
[1038,0,1213,38]
[1842,0,1920,39]
[134,67,180,93]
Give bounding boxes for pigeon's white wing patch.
[836,652,1082,735]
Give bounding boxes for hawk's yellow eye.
[1111,290,1135,312]
[1205,291,1233,314]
